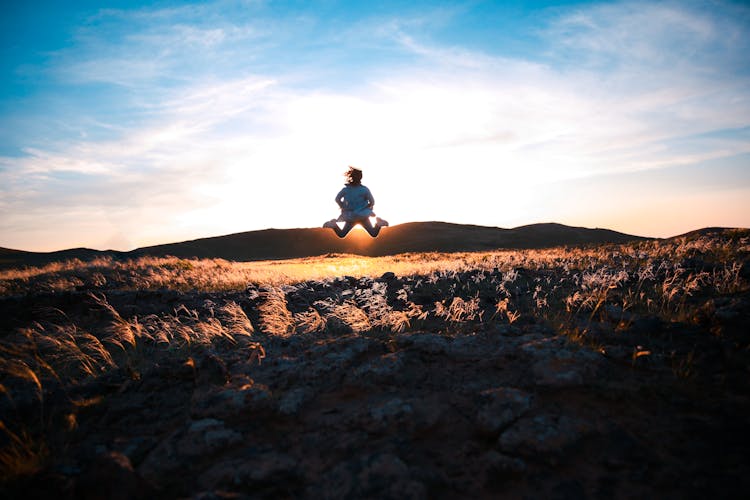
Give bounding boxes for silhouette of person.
[323,166,388,238]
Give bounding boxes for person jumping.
[323,166,388,238]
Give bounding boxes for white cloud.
[1,0,749,250]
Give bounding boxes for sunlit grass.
[2,230,748,295]
[0,252,512,294]
[0,229,747,484]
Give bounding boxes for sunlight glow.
[1,1,748,251]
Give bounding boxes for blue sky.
[1,0,749,251]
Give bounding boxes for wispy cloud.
[1,0,749,250]
[54,6,267,88]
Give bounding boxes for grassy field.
[2,228,747,294]
[1,228,748,496]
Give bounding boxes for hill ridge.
[3,221,646,269]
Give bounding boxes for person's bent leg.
[361,217,381,238]
[334,221,355,238]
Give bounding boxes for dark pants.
[331,218,381,238]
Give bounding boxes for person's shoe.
[376,217,389,227]
[323,219,338,229]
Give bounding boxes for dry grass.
[0,421,47,481]
[2,231,747,297]
[0,292,258,482]
[0,253,494,294]
[0,229,748,483]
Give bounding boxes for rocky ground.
[1,263,749,499]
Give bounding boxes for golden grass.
[0,229,747,486]
[1,230,748,296]
[1,253,497,293]
[0,421,47,481]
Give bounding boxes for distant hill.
[1,222,646,269]
[0,246,129,270]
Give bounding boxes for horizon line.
[4,220,747,254]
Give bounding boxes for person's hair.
[345,166,363,185]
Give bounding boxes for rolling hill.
[0,222,645,269]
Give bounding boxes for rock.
[521,336,602,387]
[278,387,313,415]
[409,283,442,305]
[357,453,424,498]
[333,276,358,288]
[603,427,649,469]
[314,453,426,499]
[518,335,565,356]
[111,435,157,466]
[401,333,450,355]
[9,232,750,500]
[177,420,243,457]
[189,418,225,432]
[366,397,414,432]
[351,352,406,385]
[77,451,155,500]
[445,334,486,358]
[477,387,534,435]
[241,453,297,482]
[306,337,372,376]
[532,358,584,387]
[481,450,527,479]
[191,491,250,500]
[204,428,243,450]
[498,414,593,463]
[552,479,587,500]
[191,382,272,420]
[137,429,184,482]
[409,396,447,430]
[198,453,299,490]
[380,272,397,281]
[197,353,229,385]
